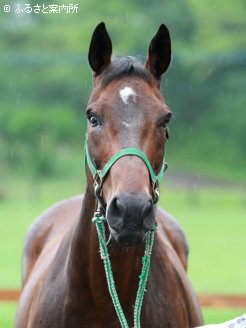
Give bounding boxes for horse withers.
[14,23,203,328]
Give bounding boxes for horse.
[14,22,203,328]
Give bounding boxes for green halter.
[84,133,167,203]
[84,132,167,328]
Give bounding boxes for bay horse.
[15,22,203,328]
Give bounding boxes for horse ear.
[145,24,171,81]
[88,22,112,75]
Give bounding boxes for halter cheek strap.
[85,134,167,328]
[84,133,167,204]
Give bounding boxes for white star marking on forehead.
[119,87,137,105]
[122,121,130,128]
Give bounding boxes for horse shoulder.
[156,207,189,271]
[150,232,203,327]
[151,213,203,326]
[21,195,83,286]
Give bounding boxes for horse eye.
[89,116,99,127]
[158,112,172,129]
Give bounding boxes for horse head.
[86,22,172,246]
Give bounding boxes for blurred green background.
[0,0,246,327]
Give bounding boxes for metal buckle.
[93,170,102,195]
[93,171,107,211]
[164,162,168,172]
[152,179,160,204]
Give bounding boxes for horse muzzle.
[106,192,156,246]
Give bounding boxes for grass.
[0,303,16,328]
[160,186,246,294]
[0,176,245,327]
[202,308,246,324]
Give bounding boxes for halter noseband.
[85,132,166,327]
[84,133,167,206]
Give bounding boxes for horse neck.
[66,183,145,318]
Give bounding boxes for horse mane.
[100,56,153,86]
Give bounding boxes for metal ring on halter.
[93,171,102,194]
[93,172,107,211]
[152,180,160,204]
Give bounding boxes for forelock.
[100,56,153,86]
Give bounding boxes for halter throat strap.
[84,133,166,203]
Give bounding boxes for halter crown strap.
[84,133,166,186]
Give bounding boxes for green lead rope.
[92,211,156,328]
[133,229,155,328]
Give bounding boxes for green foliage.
[0,103,82,176]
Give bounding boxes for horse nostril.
[146,200,152,210]
[141,198,155,230]
[106,197,126,232]
[107,193,155,236]
[110,197,120,218]
[115,198,125,213]
[141,199,152,214]
[112,197,126,217]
